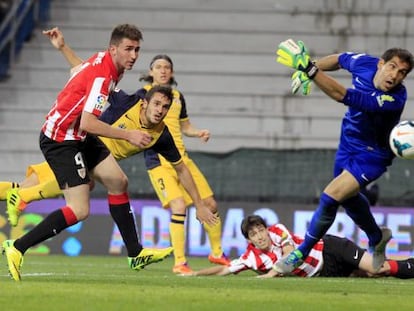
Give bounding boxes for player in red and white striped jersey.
[43,51,117,141]
[2,25,178,282]
[230,222,324,277]
[190,215,414,279]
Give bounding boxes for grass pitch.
[0,255,413,311]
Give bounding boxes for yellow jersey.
[100,88,182,166]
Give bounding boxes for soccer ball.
[389,120,414,160]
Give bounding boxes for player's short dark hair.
[139,54,178,86]
[381,48,414,74]
[109,24,143,46]
[145,85,174,104]
[240,215,267,239]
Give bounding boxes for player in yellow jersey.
[1,27,227,274]
[139,55,230,274]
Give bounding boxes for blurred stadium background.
[2,0,414,205]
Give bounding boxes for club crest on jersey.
[77,167,86,179]
[376,94,395,107]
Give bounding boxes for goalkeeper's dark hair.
[145,85,174,104]
[241,215,267,239]
[381,48,414,74]
[140,54,178,86]
[109,24,143,46]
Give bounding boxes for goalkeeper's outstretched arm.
[314,54,342,71]
[312,67,347,102]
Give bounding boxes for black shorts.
[319,235,366,277]
[39,132,110,189]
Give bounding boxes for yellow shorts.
[147,156,213,208]
[26,161,56,184]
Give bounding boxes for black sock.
[109,202,142,257]
[14,209,69,254]
[394,259,414,279]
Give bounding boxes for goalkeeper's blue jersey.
[338,52,407,160]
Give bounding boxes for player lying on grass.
[187,215,414,279]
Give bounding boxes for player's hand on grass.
[257,267,283,278]
[276,39,318,79]
[291,70,312,95]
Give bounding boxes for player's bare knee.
[105,174,128,193]
[117,174,129,190]
[170,197,186,214]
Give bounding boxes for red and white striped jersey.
[42,51,119,142]
[228,224,324,277]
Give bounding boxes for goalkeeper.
[274,39,414,273]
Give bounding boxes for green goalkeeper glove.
[291,71,312,95]
[276,39,318,79]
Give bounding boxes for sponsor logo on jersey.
[93,95,107,115]
[355,76,363,85]
[376,94,395,107]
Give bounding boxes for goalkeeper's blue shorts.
[333,145,391,187]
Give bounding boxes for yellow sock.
[203,212,223,257]
[19,179,61,204]
[170,213,187,265]
[0,181,18,200]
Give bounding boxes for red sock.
[387,260,399,275]
[62,206,78,226]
